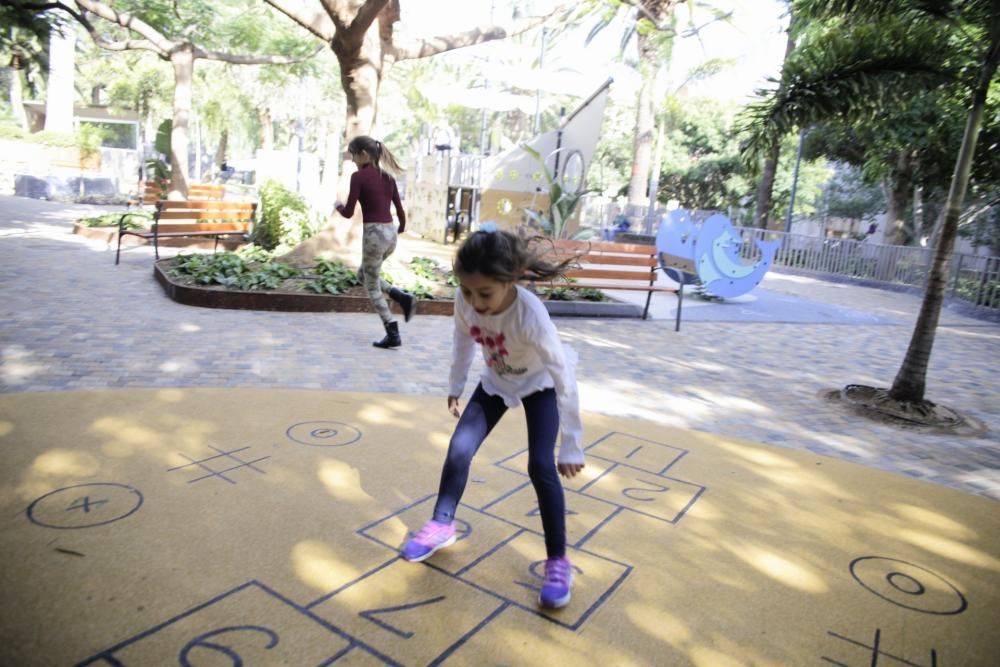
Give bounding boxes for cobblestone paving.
[2,195,997,500]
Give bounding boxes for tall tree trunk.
[627,32,657,211]
[168,44,194,198]
[259,107,274,150]
[754,140,781,229]
[214,128,228,172]
[754,23,796,230]
[44,23,75,133]
[335,34,383,143]
[883,151,911,245]
[889,32,1000,403]
[8,57,28,130]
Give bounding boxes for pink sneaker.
[401,520,456,562]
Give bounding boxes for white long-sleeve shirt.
[449,285,584,464]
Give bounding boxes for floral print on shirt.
[469,325,527,377]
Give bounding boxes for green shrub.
[170,252,300,291]
[78,210,151,230]
[254,179,318,253]
[306,258,359,294]
[406,282,435,300]
[538,283,608,302]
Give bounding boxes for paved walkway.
[2,195,998,500]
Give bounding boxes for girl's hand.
[447,396,460,418]
[558,462,584,479]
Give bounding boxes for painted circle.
[560,150,585,195]
[26,483,143,529]
[849,556,967,615]
[496,198,513,215]
[887,572,925,595]
[286,421,362,447]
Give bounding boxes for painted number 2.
[622,478,670,502]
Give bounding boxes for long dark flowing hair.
[454,230,579,282]
[347,135,404,176]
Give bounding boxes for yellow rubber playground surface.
[1,388,998,666]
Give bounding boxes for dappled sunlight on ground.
[292,540,364,593]
[0,389,997,665]
[2,345,47,385]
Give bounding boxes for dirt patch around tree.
[819,384,988,436]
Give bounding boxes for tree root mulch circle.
[819,384,988,436]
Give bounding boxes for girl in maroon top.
[336,136,416,349]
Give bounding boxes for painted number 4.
[66,496,108,513]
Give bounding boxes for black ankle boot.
[373,321,401,349]
[388,287,416,322]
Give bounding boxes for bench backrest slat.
[550,238,657,255]
[565,267,657,282]
[156,211,254,221]
[155,222,250,234]
[141,181,226,203]
[153,200,257,226]
[158,201,254,211]
[562,253,656,268]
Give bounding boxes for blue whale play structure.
[655,209,780,299]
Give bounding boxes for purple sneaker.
[401,520,456,562]
[539,556,573,609]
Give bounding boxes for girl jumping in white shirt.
[402,229,585,610]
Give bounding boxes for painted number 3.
[622,478,670,502]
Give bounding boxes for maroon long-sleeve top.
[336,164,406,229]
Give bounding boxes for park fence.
[735,228,999,314]
[617,214,998,315]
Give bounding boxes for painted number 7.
[359,595,447,639]
[622,478,669,501]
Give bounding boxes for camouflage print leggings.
[359,222,398,325]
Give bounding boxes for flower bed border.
[153,259,644,318]
[153,259,455,315]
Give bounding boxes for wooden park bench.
[128,181,226,207]
[540,239,685,330]
[115,199,256,265]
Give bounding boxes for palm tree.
[582,1,683,211]
[742,0,1000,418]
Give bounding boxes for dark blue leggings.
[432,383,566,558]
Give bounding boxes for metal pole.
[784,128,806,233]
[480,0,496,155]
[533,28,548,134]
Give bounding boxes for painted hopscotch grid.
[493,431,706,529]
[354,494,632,632]
[75,580,399,666]
[166,445,270,485]
[306,555,512,666]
